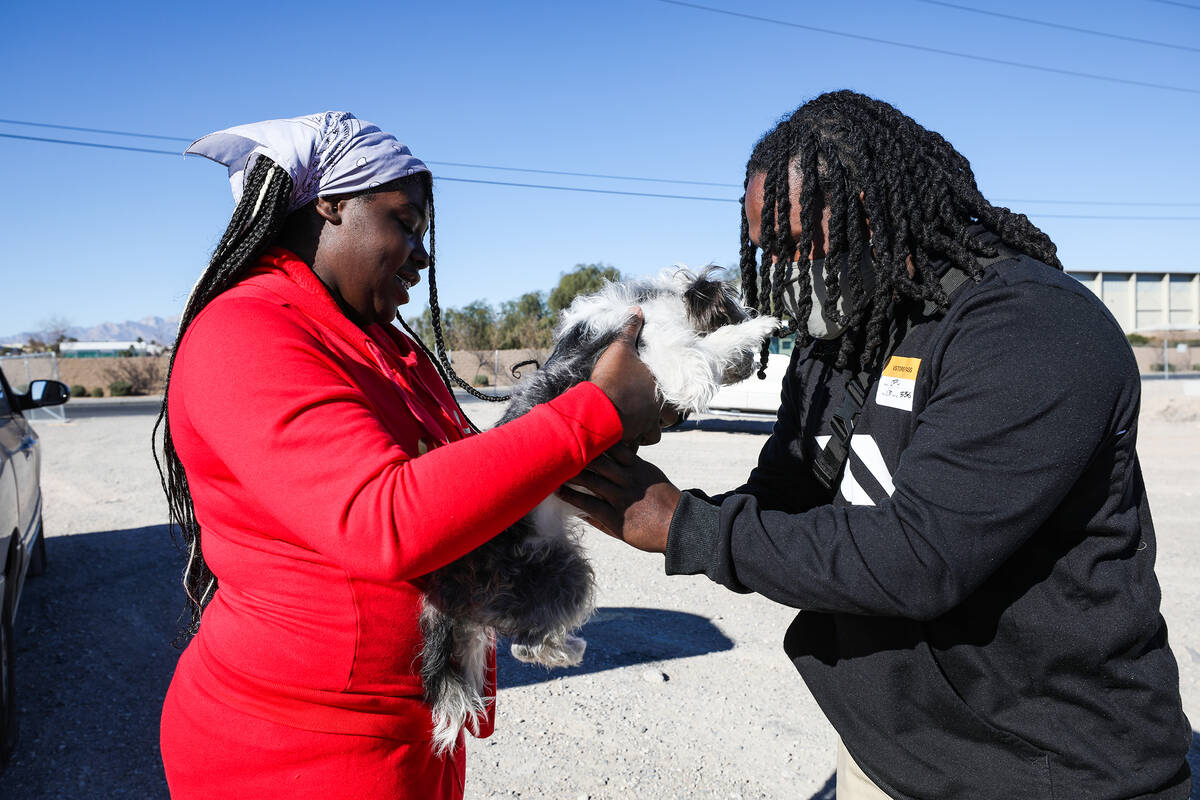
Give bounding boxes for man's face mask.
[780,251,876,340]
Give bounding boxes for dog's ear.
[682,266,749,334]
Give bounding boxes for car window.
[768,335,796,357]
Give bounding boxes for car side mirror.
[25,379,70,408]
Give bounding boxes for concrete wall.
[1068,270,1200,334]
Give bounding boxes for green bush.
[1149,363,1176,373]
[1127,333,1150,346]
[90,387,104,397]
[109,380,133,396]
[473,374,490,387]
[69,384,88,397]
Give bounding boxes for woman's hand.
[589,309,664,445]
[558,443,681,553]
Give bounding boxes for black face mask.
[780,250,876,339]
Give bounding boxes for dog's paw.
[509,642,540,664]
[510,634,587,667]
[558,634,587,666]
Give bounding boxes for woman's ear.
[314,196,343,225]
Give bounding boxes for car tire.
[27,518,47,578]
[0,602,17,771]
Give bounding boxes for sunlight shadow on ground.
[498,606,734,689]
[5,525,183,799]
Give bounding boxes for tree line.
[403,263,621,353]
[9,264,624,372]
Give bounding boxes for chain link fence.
[0,352,67,421]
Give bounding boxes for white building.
[1066,268,1200,333]
[59,341,165,358]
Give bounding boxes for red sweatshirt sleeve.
[172,296,622,583]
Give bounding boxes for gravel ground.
[2,388,1198,799]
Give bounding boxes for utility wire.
[0,118,740,187]
[0,132,186,157]
[907,0,1200,53]
[993,198,1200,207]
[652,0,1200,95]
[1149,0,1200,10]
[424,160,734,187]
[0,133,733,202]
[4,118,1199,207]
[0,117,192,142]
[3,131,1198,218]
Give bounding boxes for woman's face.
[312,180,430,328]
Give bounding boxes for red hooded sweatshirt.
[160,248,622,799]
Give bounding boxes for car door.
[0,367,38,581]
[0,369,21,589]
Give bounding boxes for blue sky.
[3,0,1197,337]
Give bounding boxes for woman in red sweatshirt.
[157,113,660,799]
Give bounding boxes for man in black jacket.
[562,91,1192,799]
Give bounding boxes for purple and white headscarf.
[185,112,430,213]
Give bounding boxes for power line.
[1026,213,1200,220]
[651,0,1200,95]
[908,0,1200,53]
[0,118,191,142]
[0,118,741,187]
[431,175,734,201]
[994,198,1200,207]
[0,132,734,203]
[1149,0,1200,10]
[425,160,735,187]
[0,132,185,156]
[4,118,1200,207]
[3,131,1198,218]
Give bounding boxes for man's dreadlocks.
[740,90,1062,376]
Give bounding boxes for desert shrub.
[473,374,490,387]
[90,387,104,397]
[1127,333,1150,346]
[103,356,163,395]
[109,380,133,396]
[1149,363,1176,373]
[70,384,88,397]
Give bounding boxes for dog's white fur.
[422,268,778,753]
[558,269,781,414]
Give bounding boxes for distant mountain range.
[1,315,181,346]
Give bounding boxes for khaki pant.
[837,738,894,799]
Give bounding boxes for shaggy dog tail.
[419,604,490,756]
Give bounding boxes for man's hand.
[558,443,681,553]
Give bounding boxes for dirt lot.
[3,386,1199,799]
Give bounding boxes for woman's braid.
[153,157,293,642]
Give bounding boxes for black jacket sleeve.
[666,280,1137,620]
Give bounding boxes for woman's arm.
[173,297,653,583]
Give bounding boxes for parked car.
[0,368,69,770]
[708,335,793,414]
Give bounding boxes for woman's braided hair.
[154,156,292,641]
[155,155,449,640]
[740,90,1062,375]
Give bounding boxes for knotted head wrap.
[185,111,430,213]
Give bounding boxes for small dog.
[419,267,778,753]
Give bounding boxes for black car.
[0,367,68,769]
